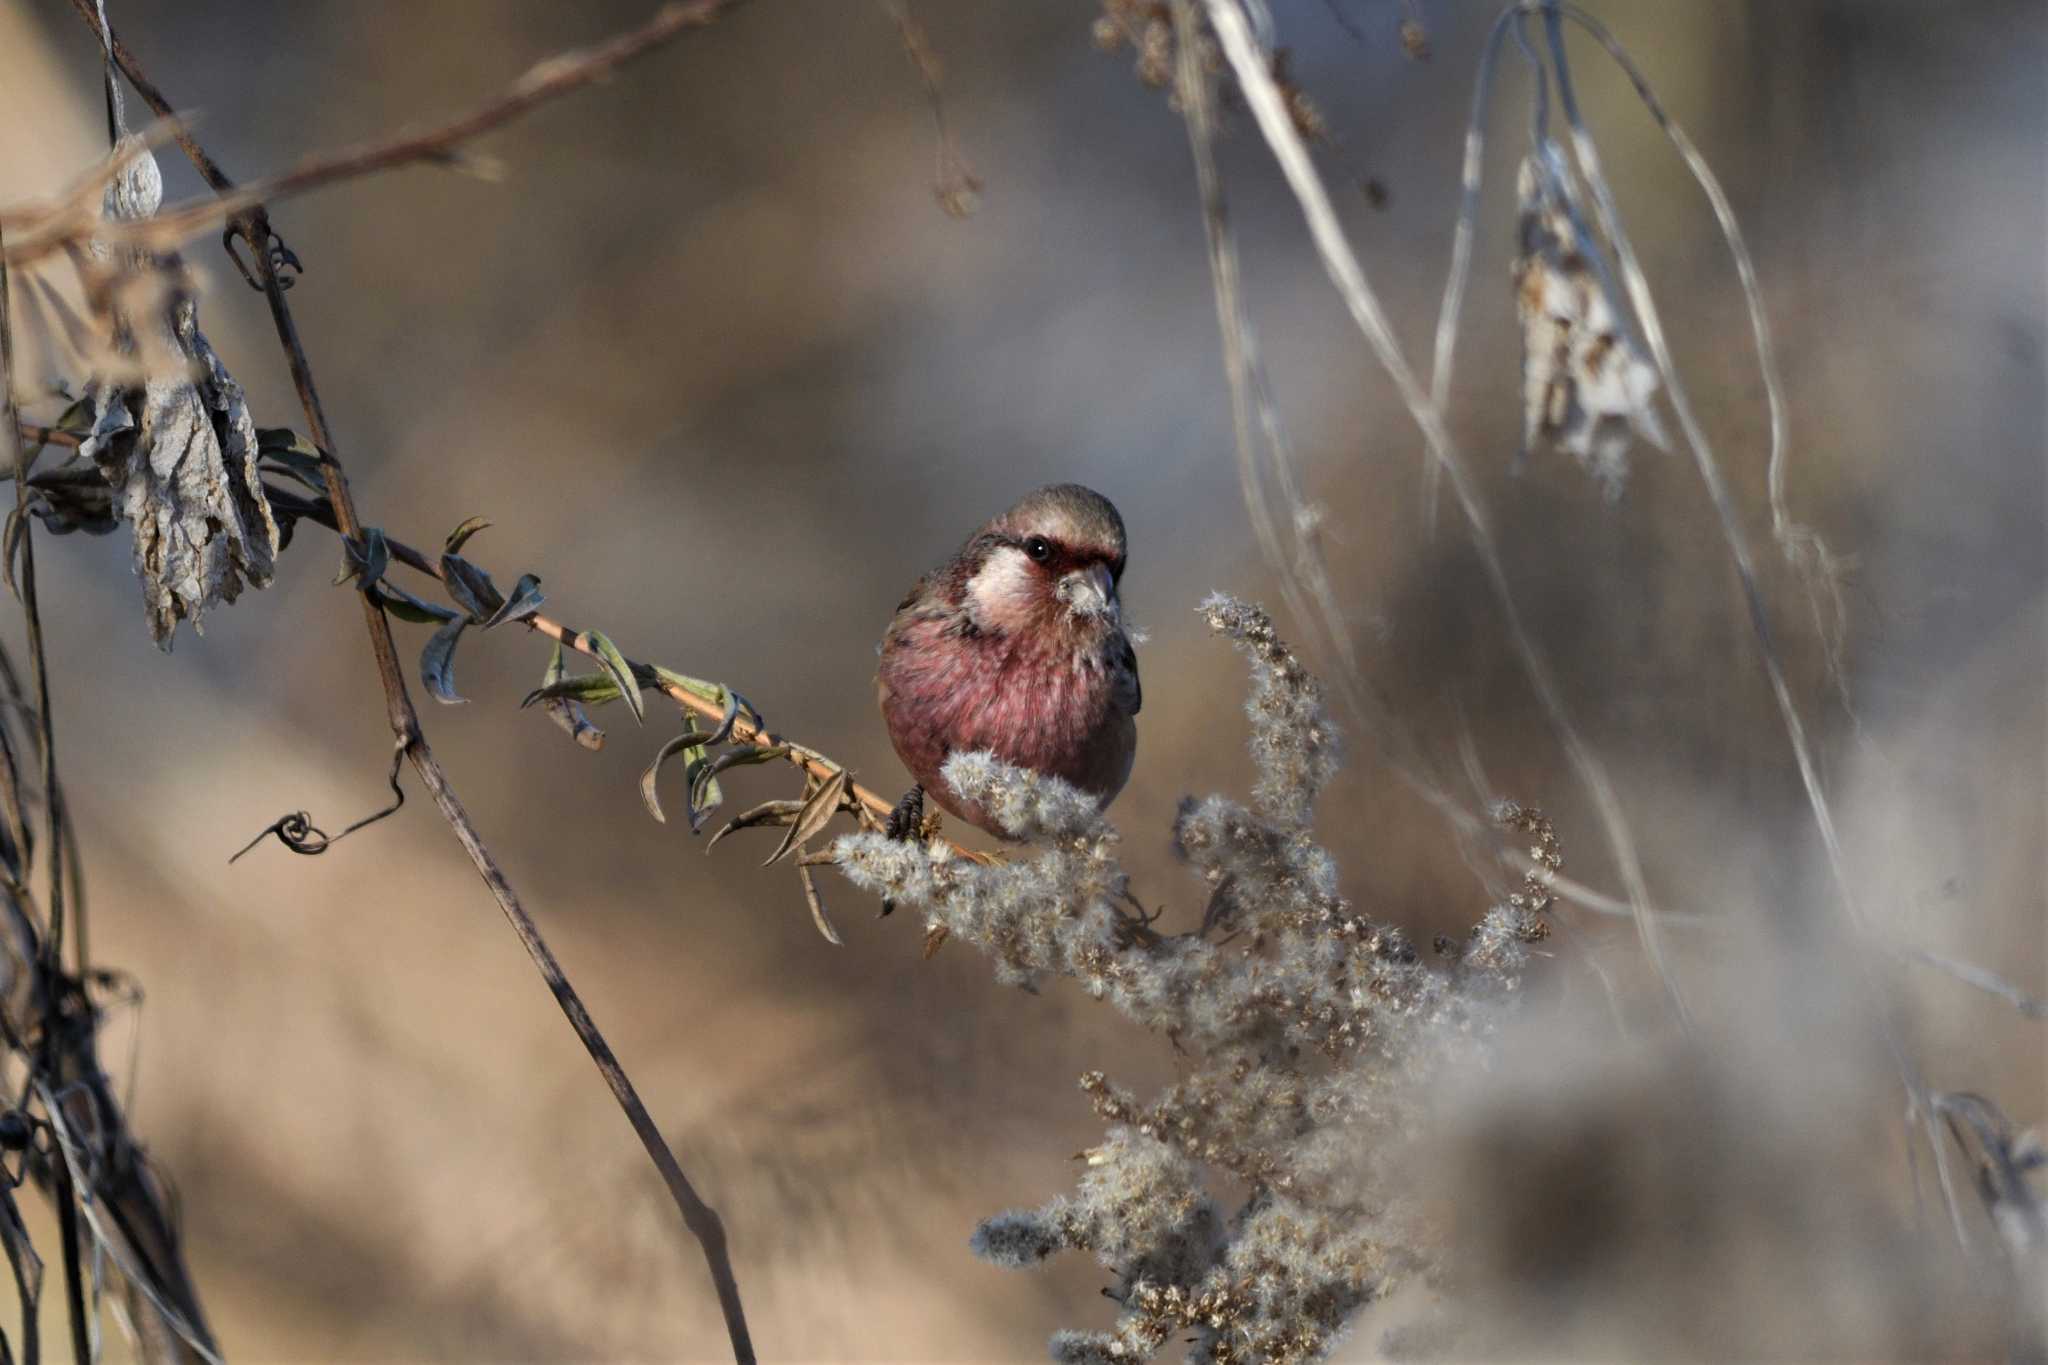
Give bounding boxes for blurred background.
[1,0,2042,1358]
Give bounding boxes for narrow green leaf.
[639,730,714,824]
[483,573,545,628]
[521,673,624,708]
[682,748,722,831]
[258,429,330,492]
[534,641,605,750]
[444,516,492,555]
[256,427,320,456]
[420,616,469,704]
[651,666,728,708]
[338,528,390,589]
[373,582,461,625]
[585,632,644,725]
[440,553,503,621]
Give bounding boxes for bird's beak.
[1057,563,1118,621]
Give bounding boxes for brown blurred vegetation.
[0,0,2041,1358]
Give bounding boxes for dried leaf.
[533,641,604,751]
[584,631,644,725]
[682,748,722,831]
[349,527,391,589]
[705,798,805,853]
[483,572,545,628]
[443,515,492,555]
[764,767,851,867]
[77,145,281,647]
[922,923,950,959]
[440,552,503,621]
[639,729,715,824]
[1512,149,1667,498]
[521,673,624,708]
[797,862,844,946]
[420,616,469,704]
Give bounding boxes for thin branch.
[267,487,956,852]
[1534,7,1879,997]
[1420,6,1519,533]
[1197,0,1691,1023]
[11,1,747,269]
[0,247,63,964]
[1899,946,2048,1020]
[76,8,759,1359]
[879,1,982,217]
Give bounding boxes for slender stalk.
[1197,0,1690,1022]
[265,487,936,846]
[10,3,748,271]
[73,7,759,1358]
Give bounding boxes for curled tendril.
[223,221,303,292]
[229,738,407,864]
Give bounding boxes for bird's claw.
[884,785,925,843]
[879,785,928,918]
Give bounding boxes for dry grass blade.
[797,862,844,945]
[705,799,805,853]
[639,729,717,824]
[1197,0,1689,1022]
[1900,946,2048,1020]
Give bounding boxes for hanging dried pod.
[75,140,280,646]
[1511,150,1667,498]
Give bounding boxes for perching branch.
[262,485,970,857]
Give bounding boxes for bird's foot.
[885,785,925,843]
[880,785,926,919]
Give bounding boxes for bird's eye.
[1024,536,1053,564]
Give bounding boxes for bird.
[876,484,1140,839]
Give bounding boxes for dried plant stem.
[1197,0,1690,1022]
[266,489,951,853]
[76,8,758,1360]
[1535,10,1859,935]
[0,258,62,961]
[6,222,216,1364]
[1421,5,1521,533]
[11,1,748,271]
[1899,947,2048,1021]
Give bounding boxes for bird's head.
[958,484,1127,640]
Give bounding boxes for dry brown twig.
[45,3,760,1360]
[8,2,747,272]
[880,1,983,217]
[4,213,219,1359]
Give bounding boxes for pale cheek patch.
[965,547,1042,631]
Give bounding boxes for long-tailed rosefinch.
[877,484,1140,838]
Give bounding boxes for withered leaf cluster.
[72,147,279,647]
[1511,151,1667,497]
